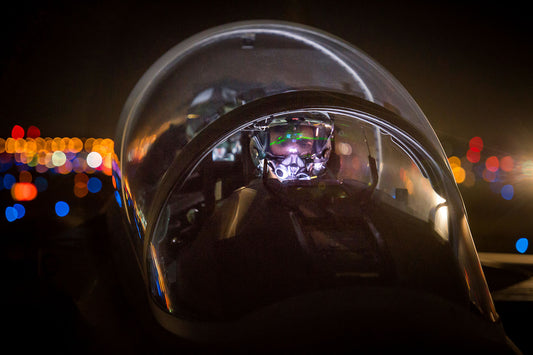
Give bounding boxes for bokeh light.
[466,149,480,163]
[26,126,41,139]
[88,177,102,193]
[11,125,24,139]
[3,173,16,189]
[500,156,514,172]
[452,166,466,184]
[72,157,87,173]
[522,160,533,176]
[34,176,48,192]
[74,182,88,198]
[13,203,25,219]
[56,160,73,174]
[55,201,70,217]
[516,238,529,254]
[75,173,89,184]
[68,137,83,153]
[19,170,32,183]
[463,171,476,187]
[11,182,38,201]
[448,156,461,169]
[501,184,514,200]
[73,173,89,198]
[5,206,17,222]
[87,151,102,168]
[482,169,497,182]
[52,151,67,167]
[469,136,483,152]
[485,156,499,172]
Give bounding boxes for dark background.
[1,0,532,353]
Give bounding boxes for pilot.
[250,114,333,182]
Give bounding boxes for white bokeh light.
[51,151,66,167]
[87,151,103,168]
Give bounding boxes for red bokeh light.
[27,125,41,138]
[469,136,483,152]
[466,149,480,163]
[11,125,25,139]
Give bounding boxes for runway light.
[5,206,17,222]
[55,201,70,217]
[501,184,514,200]
[516,238,529,254]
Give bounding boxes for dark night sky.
[1,1,531,152]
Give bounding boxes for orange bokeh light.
[19,170,32,183]
[74,181,88,198]
[485,156,499,172]
[11,182,38,201]
[500,156,514,172]
[452,166,466,184]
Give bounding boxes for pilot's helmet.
[251,114,333,181]
[111,20,514,351]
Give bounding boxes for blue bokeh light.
[55,201,70,217]
[501,184,514,200]
[13,204,25,219]
[34,176,48,192]
[516,238,529,254]
[3,173,15,189]
[87,177,102,193]
[5,206,17,222]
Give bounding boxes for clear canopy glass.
[113,20,499,345]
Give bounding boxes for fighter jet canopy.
[112,21,508,350]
